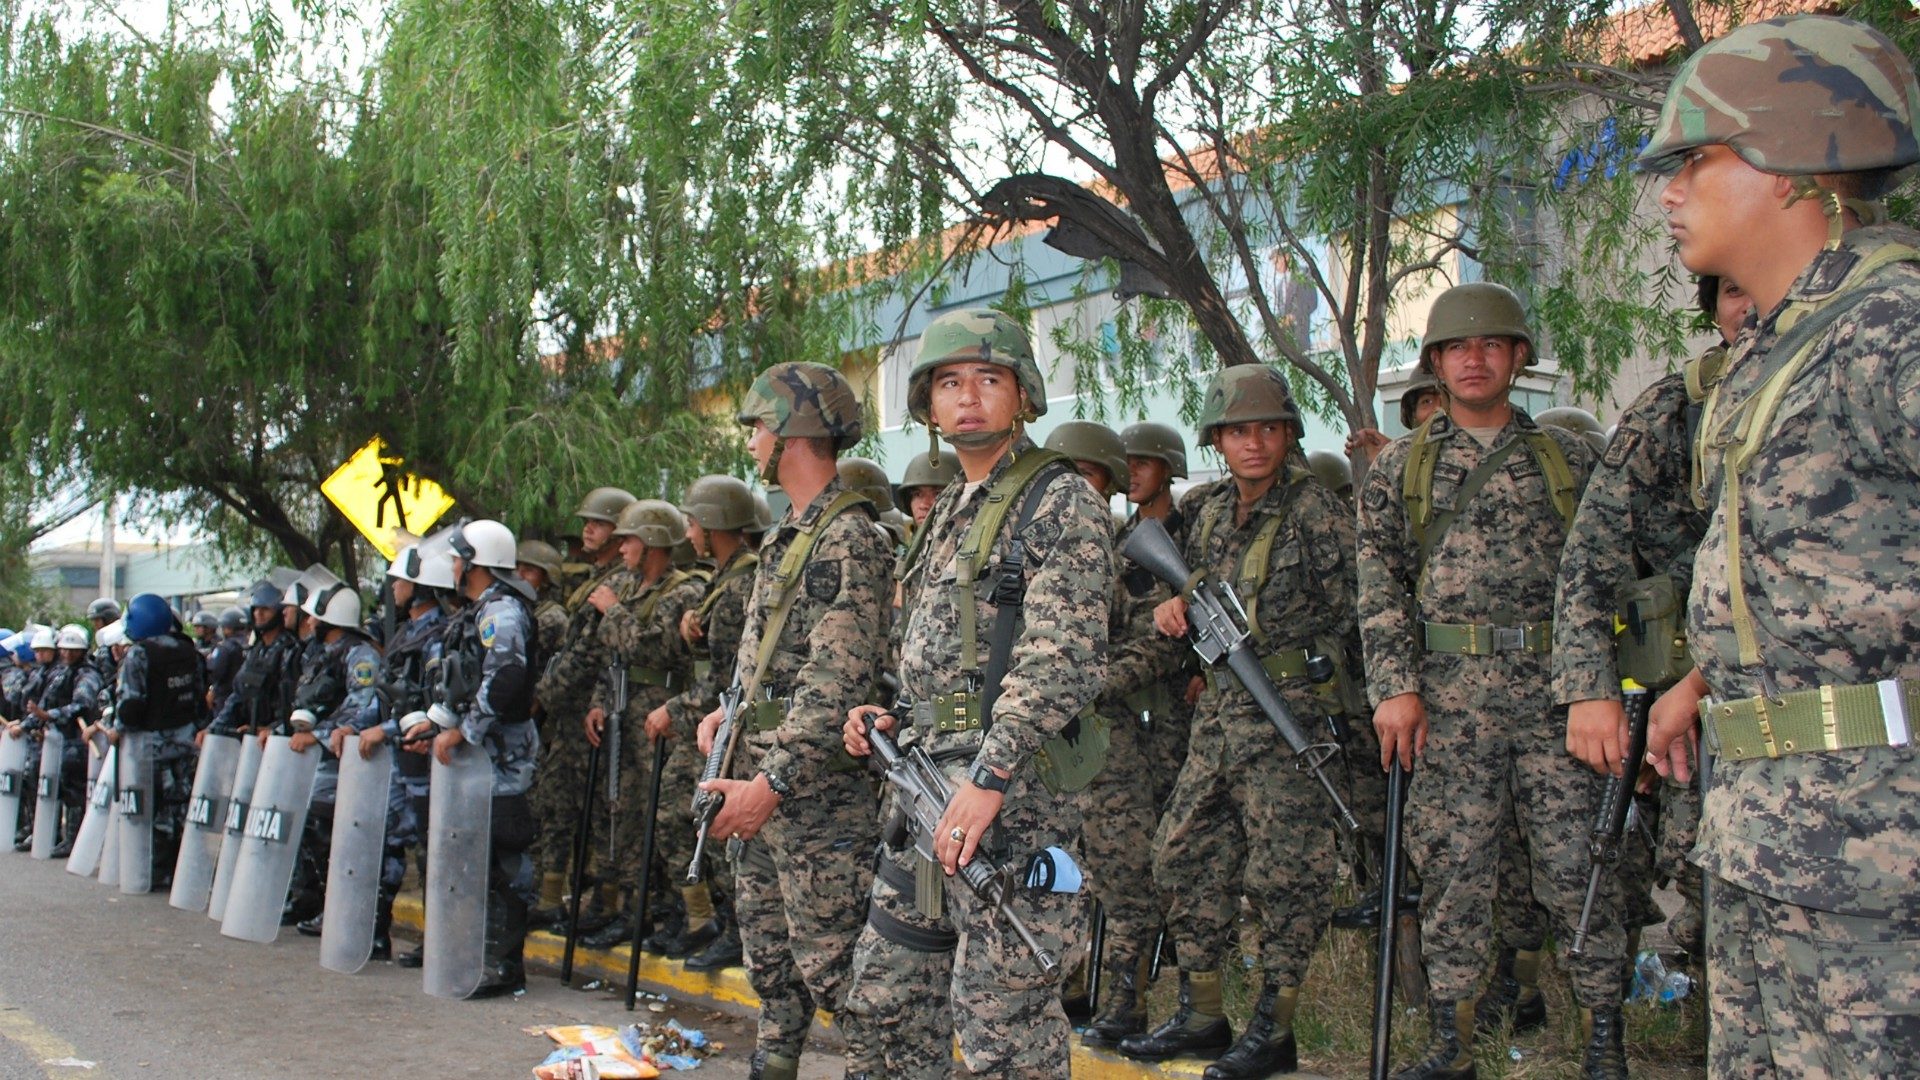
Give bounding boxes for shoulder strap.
[1413,437,1527,581]
[1400,414,1445,547]
[632,568,693,624]
[1224,473,1302,646]
[744,489,871,698]
[1524,429,1580,530]
[976,457,1075,732]
[696,552,760,621]
[955,448,1073,677]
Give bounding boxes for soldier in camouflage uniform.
[842,308,1111,1079]
[1358,283,1625,1079]
[584,499,707,953]
[893,450,960,533]
[691,363,888,1080]
[516,541,571,662]
[1119,367,1355,1080]
[1118,421,1198,801]
[531,487,634,927]
[1636,18,1920,1077]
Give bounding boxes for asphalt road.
[0,848,844,1079]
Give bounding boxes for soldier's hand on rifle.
[588,585,619,614]
[843,705,890,758]
[584,706,607,748]
[1153,596,1190,638]
[644,703,673,744]
[935,769,1007,876]
[1645,668,1709,784]
[696,706,724,755]
[703,774,778,840]
[358,725,388,758]
[1373,692,1427,770]
[432,725,466,766]
[1566,698,1631,777]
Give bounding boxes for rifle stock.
[1571,688,1652,956]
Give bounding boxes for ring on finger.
[948,826,966,843]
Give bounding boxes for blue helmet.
[248,579,284,610]
[124,593,177,641]
[11,639,31,664]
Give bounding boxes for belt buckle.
[1492,626,1527,653]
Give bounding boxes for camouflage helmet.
[1398,372,1447,429]
[736,362,864,450]
[905,308,1049,424]
[680,474,758,532]
[515,539,564,578]
[1121,421,1188,479]
[1044,420,1129,489]
[1420,283,1533,372]
[576,486,637,524]
[1638,16,1920,178]
[1306,449,1354,496]
[836,457,895,509]
[893,450,961,510]
[1196,365,1301,446]
[613,499,688,549]
[672,537,699,568]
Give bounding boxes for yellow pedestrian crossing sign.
[321,437,457,560]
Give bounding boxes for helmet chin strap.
[1783,176,1885,250]
[758,435,785,488]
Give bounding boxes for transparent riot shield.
[31,730,65,858]
[220,735,321,944]
[208,736,266,923]
[98,760,122,887]
[424,741,492,999]
[320,735,394,974]
[66,744,116,878]
[169,734,242,912]
[0,733,28,845]
[117,731,155,894]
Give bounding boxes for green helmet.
[1638,16,1920,178]
[1535,405,1604,438]
[906,308,1048,424]
[893,450,961,510]
[1305,449,1354,496]
[1419,283,1533,372]
[576,486,637,524]
[1196,365,1300,446]
[836,457,895,509]
[515,539,564,578]
[673,537,700,568]
[749,491,774,535]
[1121,421,1188,479]
[1398,372,1447,429]
[613,499,687,549]
[736,362,864,450]
[680,474,757,532]
[1044,420,1129,490]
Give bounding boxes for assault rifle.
[1571,688,1652,956]
[686,683,743,884]
[1121,517,1360,835]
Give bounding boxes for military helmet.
[515,539,565,577]
[672,537,699,568]
[1196,365,1301,446]
[1306,449,1355,495]
[905,308,1049,424]
[247,578,284,610]
[1535,406,1604,437]
[681,474,757,532]
[191,610,218,632]
[1121,421,1188,478]
[575,487,637,524]
[614,499,687,549]
[86,597,121,622]
[1420,283,1533,372]
[1044,420,1129,489]
[218,607,248,633]
[893,450,961,510]
[1398,372,1447,430]
[736,362,864,450]
[1638,16,1920,178]
[836,457,895,509]
[749,491,775,535]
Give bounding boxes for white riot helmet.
[96,620,127,649]
[288,564,342,613]
[449,519,517,572]
[387,544,422,583]
[412,524,460,590]
[29,626,56,650]
[308,580,364,630]
[56,625,89,651]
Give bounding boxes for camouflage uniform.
[1356,410,1627,1009]
[530,558,623,888]
[844,436,1112,1079]
[726,477,889,1070]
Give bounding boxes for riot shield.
[117,731,155,894]
[0,734,27,845]
[220,736,321,944]
[31,730,65,858]
[169,734,243,912]
[66,744,116,877]
[98,766,121,887]
[208,736,266,922]
[320,736,394,974]
[424,742,492,999]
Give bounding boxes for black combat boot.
[581,915,635,950]
[1581,1006,1629,1080]
[1203,985,1298,1080]
[371,892,394,962]
[1117,970,1233,1061]
[296,913,325,937]
[642,907,687,955]
[1391,997,1476,1080]
[1079,954,1149,1049]
[683,905,744,971]
[468,892,528,1000]
[394,943,425,968]
[1473,947,1547,1034]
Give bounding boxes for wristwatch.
[967,762,1011,793]
[763,770,793,798]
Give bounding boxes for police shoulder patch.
[478,614,498,648]
[350,658,378,687]
[804,559,842,602]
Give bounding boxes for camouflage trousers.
[1495,798,1551,949]
[1707,877,1920,1079]
[527,707,593,885]
[730,769,879,1067]
[1407,657,1625,1007]
[1075,703,1182,974]
[1151,716,1333,987]
[843,762,1087,1078]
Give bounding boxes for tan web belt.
[1703,678,1918,763]
[1422,621,1552,656]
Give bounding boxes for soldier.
[12,625,99,856]
[687,362,889,1080]
[1305,448,1355,505]
[207,608,247,715]
[1633,17,1920,1077]
[289,580,383,936]
[86,599,122,691]
[582,499,705,952]
[403,519,543,998]
[111,594,209,889]
[205,580,301,742]
[839,457,906,550]
[530,487,634,930]
[1357,282,1623,1079]
[190,611,220,658]
[1537,407,1610,457]
[515,541,570,662]
[892,450,960,532]
[842,308,1111,1079]
[1120,367,1357,1080]
[7,627,54,849]
[1347,373,1448,466]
